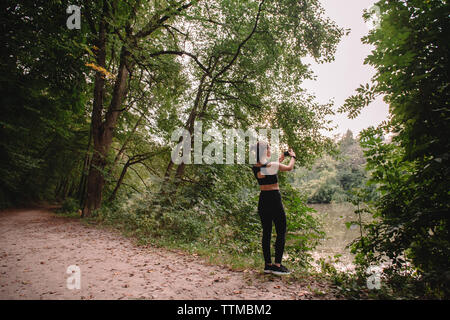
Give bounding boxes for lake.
[309,202,366,272]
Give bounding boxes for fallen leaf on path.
[297,290,309,297]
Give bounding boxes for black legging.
[257,190,287,264]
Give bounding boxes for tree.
[1,1,345,218]
[0,1,89,207]
[161,0,344,182]
[341,0,450,297]
[81,0,197,216]
[291,131,370,204]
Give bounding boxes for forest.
[0,0,448,300]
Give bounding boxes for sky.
[301,0,389,138]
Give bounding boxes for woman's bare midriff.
[260,183,279,191]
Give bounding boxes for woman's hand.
[278,148,296,172]
[278,152,285,163]
[288,148,296,159]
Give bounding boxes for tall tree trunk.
[81,2,108,217]
[165,74,207,183]
[82,46,131,217]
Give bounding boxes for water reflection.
[309,202,367,272]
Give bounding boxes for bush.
[57,197,80,214]
[309,183,338,204]
[94,164,324,273]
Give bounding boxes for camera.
[283,151,290,157]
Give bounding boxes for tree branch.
[134,1,197,39]
[147,50,210,75]
[213,0,265,80]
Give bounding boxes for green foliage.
[338,0,449,298]
[1,0,345,208]
[1,0,350,282]
[68,0,341,272]
[292,130,373,204]
[0,1,90,207]
[349,127,450,298]
[282,183,325,268]
[94,164,324,272]
[56,197,81,215]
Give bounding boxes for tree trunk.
[54,179,62,198]
[77,123,92,205]
[79,151,91,209]
[109,160,130,201]
[68,181,76,198]
[108,113,143,177]
[164,160,175,180]
[81,2,108,217]
[164,74,207,183]
[60,178,69,199]
[82,0,133,217]
[82,47,131,216]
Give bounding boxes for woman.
[252,141,296,275]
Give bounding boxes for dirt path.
[0,208,335,300]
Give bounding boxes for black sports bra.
[252,163,278,185]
